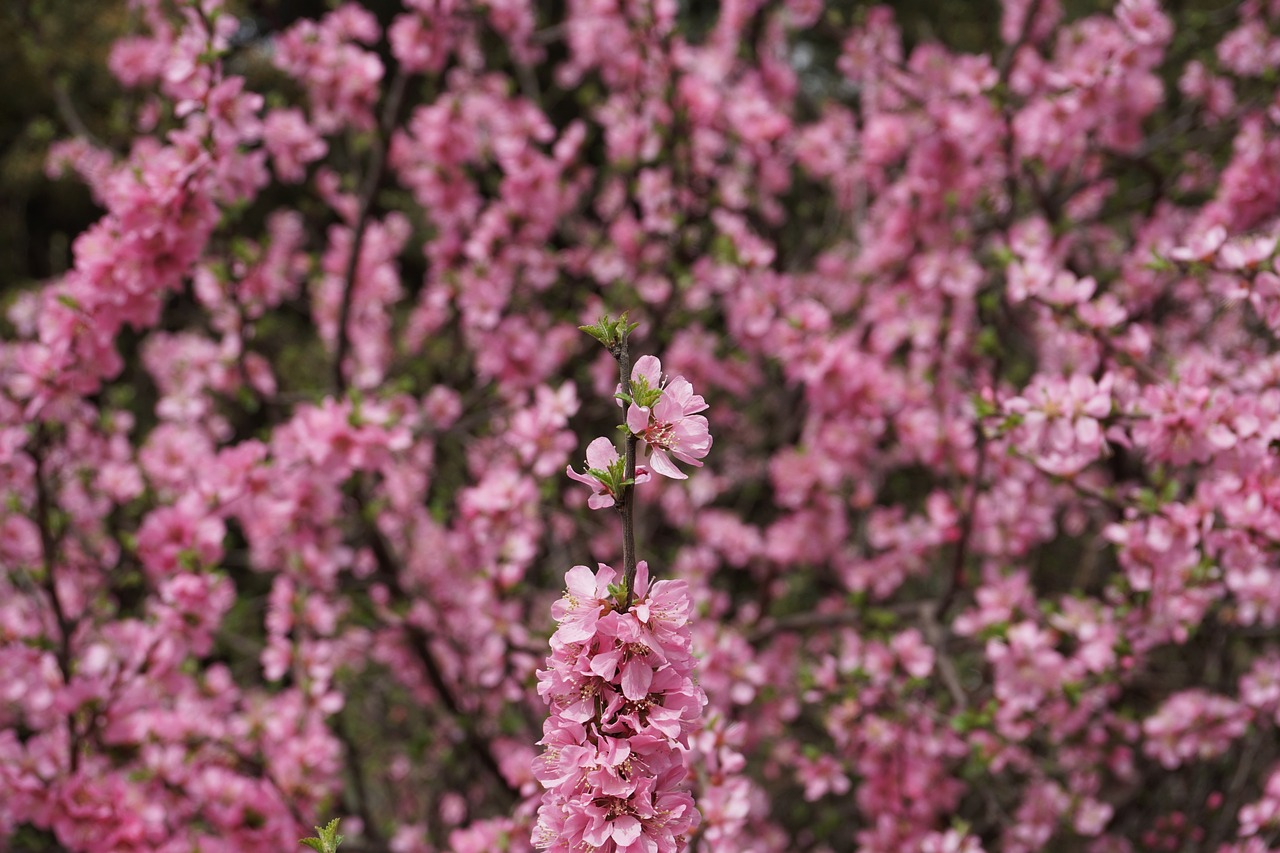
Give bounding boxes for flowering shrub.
[7,0,1280,851]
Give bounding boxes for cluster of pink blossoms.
[533,562,705,852]
[537,348,709,852]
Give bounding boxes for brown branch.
[997,0,1043,80]
[333,67,411,393]
[354,487,520,803]
[1026,294,1165,386]
[335,704,386,848]
[747,609,864,643]
[748,600,956,644]
[29,427,79,773]
[918,603,969,711]
[936,419,989,622]
[612,334,640,606]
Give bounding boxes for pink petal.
[611,815,642,846]
[632,355,662,387]
[647,449,686,480]
[587,491,616,510]
[584,435,619,468]
[622,659,654,700]
[633,560,650,601]
[627,403,651,435]
[565,565,597,598]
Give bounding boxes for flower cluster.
[533,562,705,851]
[567,354,712,509]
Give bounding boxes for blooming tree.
[5,0,1280,851]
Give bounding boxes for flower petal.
[632,355,662,387]
[647,449,687,480]
[622,659,653,700]
[584,435,619,468]
[611,815,642,846]
[627,403,650,436]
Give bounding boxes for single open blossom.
[566,436,651,509]
[625,356,712,480]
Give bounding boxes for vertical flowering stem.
[613,333,640,606]
[538,315,710,851]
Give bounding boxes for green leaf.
[300,818,344,853]
[579,312,637,355]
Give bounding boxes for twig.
[52,80,103,147]
[919,603,969,711]
[30,427,79,773]
[336,703,386,848]
[997,0,1043,79]
[1027,294,1164,386]
[354,487,520,802]
[333,67,411,392]
[936,422,989,621]
[614,335,640,606]
[748,601,959,644]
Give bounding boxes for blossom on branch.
[624,355,712,480]
[566,436,651,510]
[533,561,705,852]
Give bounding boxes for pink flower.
[534,561,704,851]
[566,436,651,510]
[625,356,712,480]
[549,563,618,644]
[263,108,327,183]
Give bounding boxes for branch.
[333,67,411,393]
[936,420,989,622]
[335,707,385,849]
[613,335,640,605]
[1026,295,1165,386]
[52,79,103,147]
[748,600,956,644]
[29,427,79,773]
[353,486,521,803]
[918,603,969,711]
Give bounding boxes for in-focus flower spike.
[623,355,712,480]
[533,560,706,852]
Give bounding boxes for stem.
[353,484,520,803]
[615,336,639,607]
[935,423,988,622]
[333,67,410,393]
[30,427,79,773]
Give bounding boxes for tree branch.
[333,67,411,393]
[30,427,79,773]
[354,486,521,803]
[613,334,640,605]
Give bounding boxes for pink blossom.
[625,355,712,480]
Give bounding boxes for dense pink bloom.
[18,1,1280,850]
[534,562,704,852]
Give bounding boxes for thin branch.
[30,427,79,773]
[936,420,989,622]
[336,703,386,848]
[1027,294,1165,386]
[354,487,520,803]
[333,67,411,393]
[52,80,103,147]
[615,334,639,606]
[748,600,957,644]
[996,0,1043,79]
[919,603,969,711]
